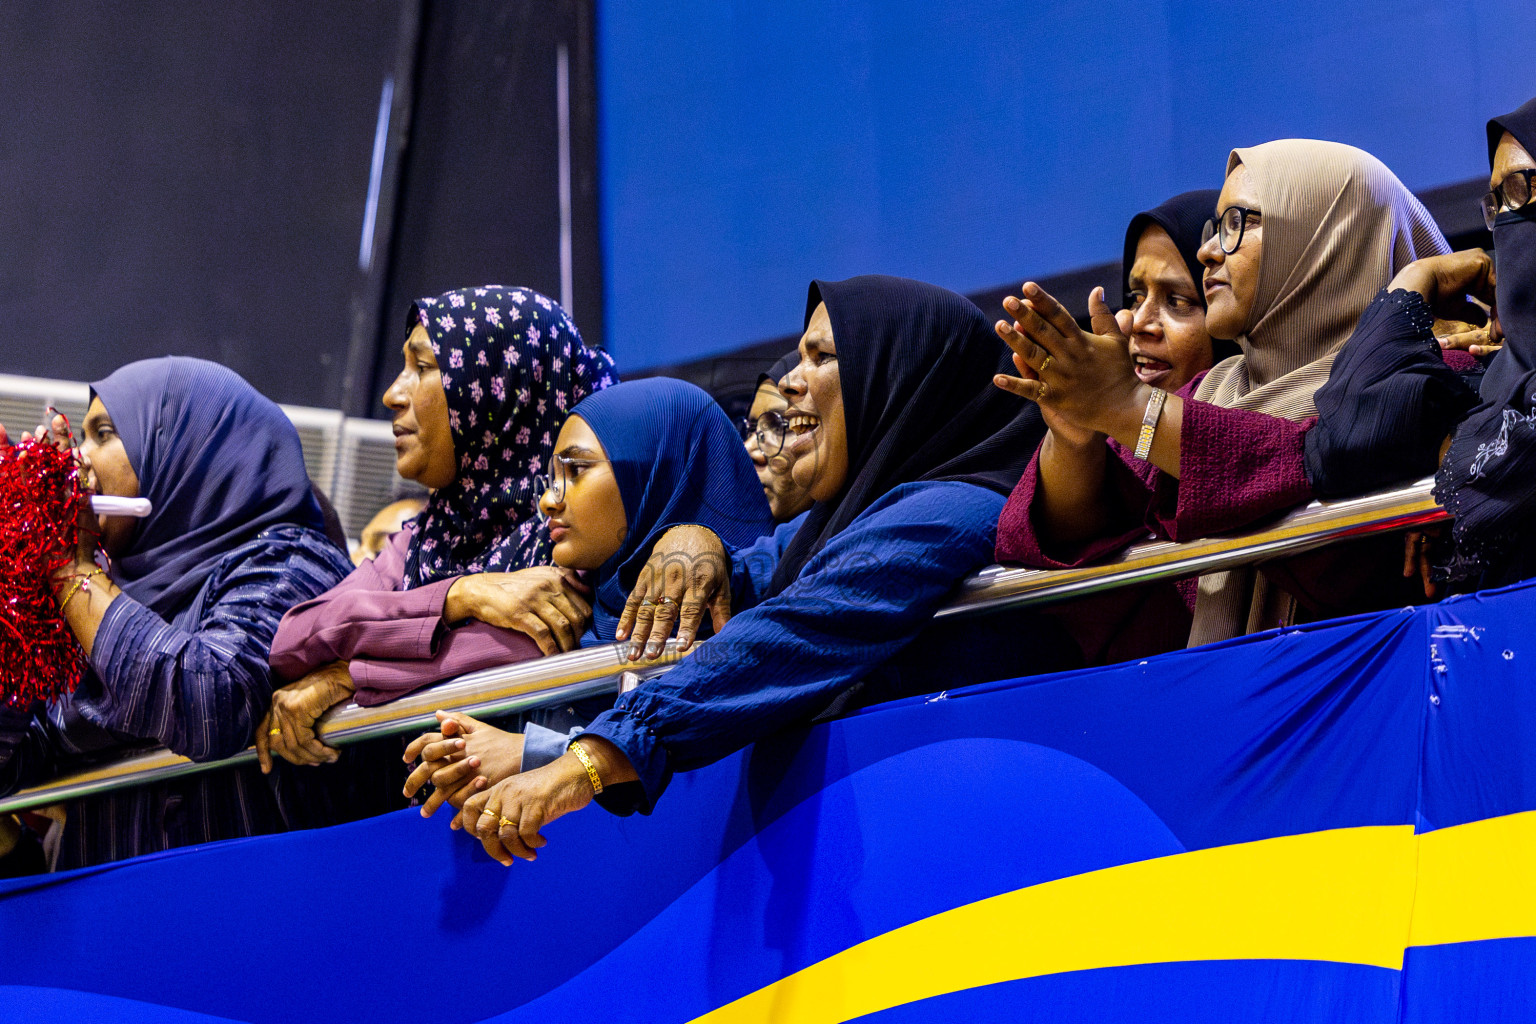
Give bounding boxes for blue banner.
[5,582,1536,1022]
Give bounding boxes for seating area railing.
[0,476,1445,814]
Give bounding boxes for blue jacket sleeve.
[581,482,1004,813]
[727,511,811,611]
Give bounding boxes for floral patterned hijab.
[402,285,617,589]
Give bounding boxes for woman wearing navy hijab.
[401,378,774,820]
[0,357,358,870]
[452,277,1079,865]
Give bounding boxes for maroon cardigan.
[994,375,1313,663]
[995,374,1313,570]
[269,527,540,705]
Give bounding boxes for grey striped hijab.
[1193,140,1448,420]
[1188,140,1447,647]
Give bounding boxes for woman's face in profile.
[1126,223,1215,392]
[1198,163,1264,341]
[538,415,626,570]
[745,380,814,521]
[780,303,848,503]
[78,396,140,556]
[382,322,456,490]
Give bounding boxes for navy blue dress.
[0,526,390,869]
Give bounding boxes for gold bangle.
[57,569,105,612]
[569,739,604,795]
[1133,387,1168,461]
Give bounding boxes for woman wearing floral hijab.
[262,285,616,770]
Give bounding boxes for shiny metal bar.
[0,643,687,814]
[938,476,1444,618]
[0,478,1443,813]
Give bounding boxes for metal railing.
[0,476,1445,814]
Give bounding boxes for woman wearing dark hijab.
[263,286,615,770]
[996,190,1226,663]
[0,357,356,869]
[400,379,774,817]
[449,276,1079,864]
[1121,189,1235,394]
[994,142,1447,647]
[743,349,815,522]
[1434,97,1536,586]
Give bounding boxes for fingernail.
[615,628,627,640]
[645,643,660,658]
[468,758,480,767]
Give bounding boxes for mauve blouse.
[269,525,540,705]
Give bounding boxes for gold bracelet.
[569,739,604,795]
[1133,387,1169,461]
[56,569,105,612]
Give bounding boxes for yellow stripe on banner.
[691,825,1419,1024]
[1410,809,1536,947]
[690,810,1536,1024]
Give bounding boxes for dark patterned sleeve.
[69,530,352,766]
[1306,289,1479,499]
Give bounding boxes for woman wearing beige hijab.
[993,139,1447,650]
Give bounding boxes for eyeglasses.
[739,410,788,457]
[1482,169,1536,230]
[1201,205,1261,255]
[533,455,611,504]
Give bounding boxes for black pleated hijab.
[767,275,1046,595]
[1435,96,1536,580]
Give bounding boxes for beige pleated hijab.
[1187,139,1448,647]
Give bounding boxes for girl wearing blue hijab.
[402,378,773,818]
[0,357,360,871]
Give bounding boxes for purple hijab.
[92,357,327,619]
[402,285,618,589]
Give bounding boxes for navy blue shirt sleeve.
[0,528,352,794]
[727,511,811,610]
[581,481,1004,813]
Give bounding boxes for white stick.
[90,496,152,518]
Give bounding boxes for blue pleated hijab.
[569,378,774,642]
[91,357,327,618]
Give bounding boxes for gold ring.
[659,596,679,607]
[268,728,282,737]
[499,816,515,829]
[640,598,656,608]
[1038,381,1050,399]
[1039,354,1053,373]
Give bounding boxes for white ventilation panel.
[0,373,91,441]
[279,404,345,495]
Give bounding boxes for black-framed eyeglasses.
[1201,205,1261,255]
[533,454,611,504]
[1482,169,1536,230]
[739,410,788,457]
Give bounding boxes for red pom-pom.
[0,434,89,707]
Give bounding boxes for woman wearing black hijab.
[1434,97,1536,585]
[449,276,1079,863]
[1121,189,1235,393]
